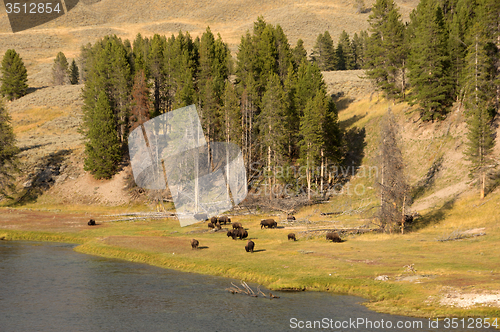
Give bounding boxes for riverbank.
[1,196,500,321]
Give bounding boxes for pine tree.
[408,0,455,120]
[0,99,19,196]
[0,49,28,101]
[292,39,307,69]
[299,93,327,200]
[337,30,355,70]
[69,59,79,85]
[364,0,407,100]
[463,23,496,199]
[52,51,69,85]
[311,32,336,71]
[83,91,122,179]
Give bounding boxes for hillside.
[0,0,419,88]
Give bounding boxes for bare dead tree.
[378,108,409,233]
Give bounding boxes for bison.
[191,239,199,249]
[227,228,248,240]
[219,216,231,225]
[245,240,255,253]
[232,222,243,230]
[288,233,296,241]
[260,219,277,229]
[210,216,218,224]
[326,232,342,243]
[88,219,96,226]
[215,221,222,230]
[208,222,215,229]
[287,215,296,221]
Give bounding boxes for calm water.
[0,241,494,332]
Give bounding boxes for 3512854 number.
[5,2,61,14]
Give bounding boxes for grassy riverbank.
[1,193,500,320]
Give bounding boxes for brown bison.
[215,221,222,230]
[88,219,96,226]
[227,228,248,240]
[191,239,199,249]
[326,232,342,243]
[218,216,231,225]
[245,240,255,253]
[208,222,215,229]
[210,216,218,224]
[232,222,243,230]
[288,233,296,241]
[260,219,277,229]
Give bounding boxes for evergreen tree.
[299,93,327,200]
[292,39,308,69]
[408,0,455,120]
[69,59,79,85]
[311,31,336,71]
[83,91,122,179]
[52,51,69,85]
[149,34,166,116]
[0,99,19,196]
[337,30,355,70]
[0,49,28,101]
[463,23,496,199]
[222,82,241,146]
[365,0,407,100]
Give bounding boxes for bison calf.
[88,219,96,226]
[288,233,296,241]
[232,222,243,230]
[260,219,277,229]
[191,239,199,249]
[208,222,215,229]
[326,232,342,243]
[245,240,255,253]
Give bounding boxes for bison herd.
[187,215,345,253]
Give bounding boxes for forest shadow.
[339,113,367,130]
[411,156,443,201]
[335,96,356,112]
[12,149,72,206]
[408,197,456,232]
[26,86,48,95]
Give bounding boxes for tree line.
[78,18,343,202]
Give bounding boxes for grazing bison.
[232,222,243,230]
[219,216,231,225]
[210,216,218,224]
[88,219,96,226]
[215,222,222,230]
[245,240,255,253]
[288,233,296,241]
[260,219,277,229]
[326,232,342,243]
[208,222,215,229]
[191,239,199,249]
[287,215,296,221]
[227,228,248,240]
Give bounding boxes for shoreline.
[1,209,499,321]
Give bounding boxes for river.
[0,241,495,331]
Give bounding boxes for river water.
[0,241,495,331]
